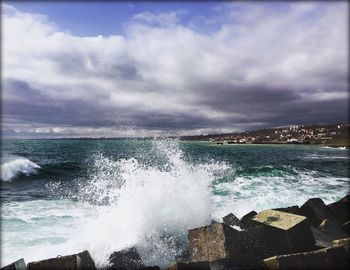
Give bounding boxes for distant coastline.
[180,123,350,148]
[2,123,349,148]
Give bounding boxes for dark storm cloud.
[2,2,349,137]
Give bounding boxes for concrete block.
[252,209,315,253]
[333,238,350,254]
[188,223,240,263]
[188,222,274,268]
[317,219,348,239]
[1,259,26,270]
[300,198,339,227]
[263,245,348,270]
[166,262,210,270]
[327,195,350,224]
[342,221,350,234]
[107,247,144,270]
[273,206,300,215]
[240,210,258,229]
[27,250,96,270]
[310,226,334,248]
[222,213,240,227]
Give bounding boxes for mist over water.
[1,138,349,267]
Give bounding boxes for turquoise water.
[1,139,349,267]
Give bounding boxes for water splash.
[47,138,232,267]
[1,157,41,181]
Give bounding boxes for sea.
[1,138,349,267]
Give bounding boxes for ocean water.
[1,138,349,267]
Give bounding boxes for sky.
[2,1,349,138]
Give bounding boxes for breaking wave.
[43,139,233,267]
[1,158,41,182]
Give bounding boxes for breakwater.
[3,195,349,270]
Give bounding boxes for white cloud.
[2,2,348,138]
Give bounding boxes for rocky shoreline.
[2,195,350,270]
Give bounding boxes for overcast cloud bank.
[2,2,349,138]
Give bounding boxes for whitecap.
[1,158,41,181]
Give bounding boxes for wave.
[212,166,349,219]
[1,158,41,182]
[303,154,348,160]
[42,138,233,268]
[321,146,348,150]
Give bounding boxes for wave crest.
[1,158,41,182]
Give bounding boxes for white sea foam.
[321,146,348,150]
[1,157,41,181]
[212,167,349,219]
[303,154,348,160]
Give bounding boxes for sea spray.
[46,138,233,267]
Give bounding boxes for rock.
[311,226,334,248]
[166,262,210,270]
[139,267,160,270]
[263,245,348,270]
[240,210,258,229]
[327,195,350,224]
[317,219,348,239]
[333,238,350,267]
[107,247,144,270]
[342,221,350,234]
[188,222,277,268]
[223,213,240,227]
[188,222,238,263]
[27,250,96,270]
[273,206,300,215]
[251,209,315,253]
[1,259,26,270]
[333,238,350,254]
[299,198,339,227]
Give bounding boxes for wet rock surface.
[27,250,96,270]
[263,245,348,270]
[299,198,340,227]
[327,195,350,224]
[222,213,240,227]
[1,259,27,270]
[239,211,258,229]
[106,247,144,270]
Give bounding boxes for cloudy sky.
[2,1,349,138]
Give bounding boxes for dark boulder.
[327,195,350,224]
[317,219,348,239]
[222,213,240,227]
[240,210,258,229]
[1,259,26,270]
[107,247,144,270]
[27,250,96,270]
[299,198,339,227]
